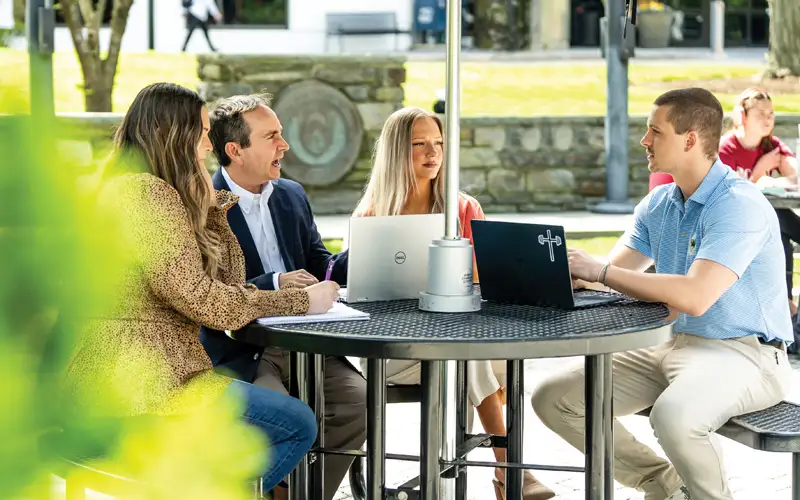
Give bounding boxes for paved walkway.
[50,354,799,500]
[334,355,800,500]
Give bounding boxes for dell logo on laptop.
[538,230,563,262]
[394,251,407,264]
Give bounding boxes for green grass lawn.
[324,236,618,258]
[3,48,798,115]
[324,235,800,289]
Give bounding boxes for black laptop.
[472,220,623,310]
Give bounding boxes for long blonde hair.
[354,107,446,217]
[107,82,222,278]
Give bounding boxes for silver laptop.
[343,214,445,303]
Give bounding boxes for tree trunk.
[13,0,24,24]
[767,0,800,77]
[83,74,114,112]
[60,0,134,112]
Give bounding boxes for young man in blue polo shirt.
[531,88,793,500]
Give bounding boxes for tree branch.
[76,0,100,56]
[59,0,91,71]
[60,0,135,111]
[96,0,109,38]
[767,0,800,76]
[102,0,134,84]
[76,0,95,26]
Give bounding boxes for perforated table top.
[234,295,674,360]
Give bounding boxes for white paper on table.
[257,301,370,326]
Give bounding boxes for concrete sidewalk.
[331,356,800,500]
[316,211,634,241]
[50,355,800,500]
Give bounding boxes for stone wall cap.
[198,54,407,64]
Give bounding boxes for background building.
[570,0,770,48]
[47,0,770,54]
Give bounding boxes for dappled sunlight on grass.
[323,236,619,260]
[404,61,791,116]
[3,48,797,116]
[0,49,199,114]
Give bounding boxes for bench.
[325,12,410,53]
[46,429,267,500]
[348,390,800,500]
[637,401,800,499]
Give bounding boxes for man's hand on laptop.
[567,249,605,283]
[305,281,340,314]
[279,269,319,288]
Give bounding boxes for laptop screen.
[472,220,575,308]
[345,214,445,302]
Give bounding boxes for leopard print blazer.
[63,173,310,416]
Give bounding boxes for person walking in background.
[182,0,222,53]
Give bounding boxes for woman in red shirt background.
[718,88,800,315]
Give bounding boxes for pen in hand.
[324,260,335,282]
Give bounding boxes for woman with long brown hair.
[64,82,339,494]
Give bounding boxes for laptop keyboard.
[573,289,624,308]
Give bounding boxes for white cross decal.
[538,230,563,262]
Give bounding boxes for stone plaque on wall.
[273,80,364,187]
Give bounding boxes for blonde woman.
[354,107,555,500]
[63,83,339,495]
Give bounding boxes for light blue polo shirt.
[621,159,793,344]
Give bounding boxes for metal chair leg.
[252,478,265,499]
[348,456,367,500]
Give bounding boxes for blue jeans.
[227,379,317,491]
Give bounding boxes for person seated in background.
[61,83,340,494]
[649,171,674,191]
[718,87,800,316]
[352,106,555,500]
[533,88,793,500]
[201,93,364,500]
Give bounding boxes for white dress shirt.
[187,0,221,21]
[221,168,287,289]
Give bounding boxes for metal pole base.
[589,201,635,215]
[419,291,482,313]
[418,238,481,313]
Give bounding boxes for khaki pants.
[531,334,792,500]
[381,359,501,407]
[360,359,503,432]
[255,349,366,500]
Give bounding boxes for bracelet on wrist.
[597,263,610,285]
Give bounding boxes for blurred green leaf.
[0,88,267,499]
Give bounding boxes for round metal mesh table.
[234,295,673,360]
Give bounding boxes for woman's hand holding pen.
[305,281,340,314]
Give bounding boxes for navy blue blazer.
[200,169,348,382]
